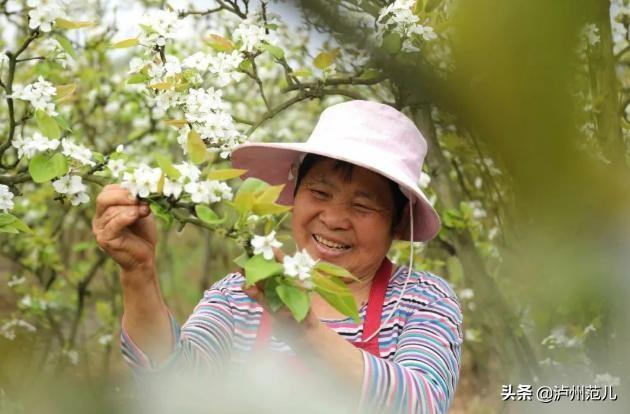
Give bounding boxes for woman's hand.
[92,184,157,275]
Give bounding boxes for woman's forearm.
[120,264,174,363]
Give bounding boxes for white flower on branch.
[61,138,95,166]
[184,87,226,123]
[27,0,64,33]
[11,132,59,159]
[233,20,269,52]
[162,177,183,199]
[283,249,317,288]
[173,161,201,183]
[183,180,232,204]
[106,159,126,179]
[251,231,282,260]
[183,52,211,71]
[139,9,182,48]
[0,319,37,341]
[208,51,244,86]
[121,164,162,198]
[11,76,57,115]
[376,0,438,52]
[52,174,86,197]
[0,184,15,212]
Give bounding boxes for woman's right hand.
[92,184,157,276]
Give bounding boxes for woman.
[92,100,463,413]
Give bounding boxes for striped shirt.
[121,265,463,413]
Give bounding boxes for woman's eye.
[310,189,329,199]
[353,203,372,212]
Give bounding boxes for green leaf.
[54,35,77,59]
[238,177,269,195]
[92,152,105,164]
[243,254,284,287]
[207,168,246,181]
[155,153,181,180]
[314,287,360,323]
[55,18,96,30]
[276,284,311,322]
[292,68,312,78]
[0,214,32,234]
[36,110,61,139]
[314,51,336,70]
[233,252,250,269]
[263,43,285,59]
[233,192,255,215]
[53,115,71,132]
[252,202,291,215]
[358,68,382,81]
[195,205,225,225]
[149,202,173,226]
[187,129,207,164]
[28,152,68,183]
[315,261,354,278]
[207,34,235,52]
[382,32,403,54]
[264,277,283,312]
[110,37,139,48]
[128,73,149,84]
[255,185,283,204]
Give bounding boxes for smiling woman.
[95,100,463,414]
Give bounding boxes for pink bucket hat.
[230,100,441,242]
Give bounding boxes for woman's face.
[291,158,398,280]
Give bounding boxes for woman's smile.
[310,233,352,259]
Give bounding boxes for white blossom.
[173,161,201,183]
[11,76,57,114]
[251,231,282,260]
[27,0,64,33]
[183,180,231,204]
[582,23,600,47]
[376,0,437,51]
[52,174,86,195]
[139,9,183,47]
[106,159,126,178]
[283,249,318,287]
[1,319,37,340]
[12,132,59,159]
[98,334,113,346]
[418,171,431,189]
[61,138,95,166]
[183,52,210,71]
[7,275,26,287]
[162,177,183,199]
[184,87,226,123]
[0,184,15,212]
[233,20,269,52]
[62,349,79,365]
[69,191,89,206]
[121,164,162,198]
[208,51,244,86]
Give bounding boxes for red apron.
[253,258,393,359]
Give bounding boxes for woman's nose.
[318,203,351,230]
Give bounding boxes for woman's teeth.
[313,234,350,250]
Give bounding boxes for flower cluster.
[52,174,89,205]
[0,319,37,341]
[233,20,269,52]
[27,0,64,32]
[120,161,233,204]
[377,0,437,52]
[183,51,244,86]
[0,184,15,212]
[11,76,57,115]
[283,249,318,289]
[12,132,59,159]
[61,138,95,166]
[139,9,183,47]
[251,231,283,260]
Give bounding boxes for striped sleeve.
[120,274,238,376]
[358,294,463,414]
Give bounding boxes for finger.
[95,187,140,217]
[100,208,143,246]
[96,204,147,231]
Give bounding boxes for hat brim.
[231,142,441,242]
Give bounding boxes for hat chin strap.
[362,200,414,343]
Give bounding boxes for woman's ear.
[393,201,411,239]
